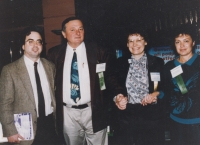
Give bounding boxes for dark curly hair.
[127,28,149,44]
[21,26,44,47]
[61,17,83,32]
[173,24,196,41]
[172,24,197,56]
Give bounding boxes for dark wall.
[75,0,200,52]
[0,0,44,72]
[1,0,200,71]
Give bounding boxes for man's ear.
[22,45,25,50]
[62,31,66,38]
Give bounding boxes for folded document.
[14,113,34,140]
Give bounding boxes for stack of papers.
[14,113,34,140]
[0,113,33,142]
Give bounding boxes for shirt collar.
[174,53,198,66]
[129,53,147,63]
[67,42,84,53]
[24,55,41,66]
[131,53,146,60]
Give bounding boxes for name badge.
[171,65,188,94]
[96,63,106,73]
[170,65,183,78]
[150,72,160,81]
[98,72,106,90]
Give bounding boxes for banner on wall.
[116,44,200,64]
[148,44,200,64]
[148,46,175,64]
[195,44,200,55]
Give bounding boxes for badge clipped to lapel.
[96,63,106,90]
[170,65,188,94]
[150,72,160,91]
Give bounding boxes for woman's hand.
[115,94,128,110]
[141,91,159,106]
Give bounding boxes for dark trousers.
[114,104,165,145]
[170,119,200,145]
[32,114,60,145]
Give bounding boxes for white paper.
[0,122,8,143]
[170,65,183,78]
[0,123,3,139]
[96,63,106,73]
[150,72,160,81]
[14,113,34,140]
[107,126,110,133]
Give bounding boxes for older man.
[48,17,125,145]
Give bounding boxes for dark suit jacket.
[115,53,165,120]
[47,42,124,139]
[0,56,56,145]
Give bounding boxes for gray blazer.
[0,56,56,145]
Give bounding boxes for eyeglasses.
[25,39,43,46]
[128,39,144,44]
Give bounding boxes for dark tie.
[34,62,45,118]
[71,51,81,103]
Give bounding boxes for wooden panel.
[42,0,75,52]
[42,0,75,17]
[45,42,61,52]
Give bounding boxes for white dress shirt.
[63,42,91,105]
[24,56,53,117]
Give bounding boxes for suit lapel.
[85,42,97,102]
[56,44,67,93]
[41,58,56,109]
[16,56,36,106]
[147,54,155,92]
[56,44,67,68]
[41,59,53,93]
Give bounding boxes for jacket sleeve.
[0,66,18,137]
[157,57,165,99]
[47,47,57,64]
[47,44,65,64]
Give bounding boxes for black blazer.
[47,42,124,140]
[115,53,165,120]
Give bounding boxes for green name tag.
[98,72,106,90]
[175,75,188,94]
